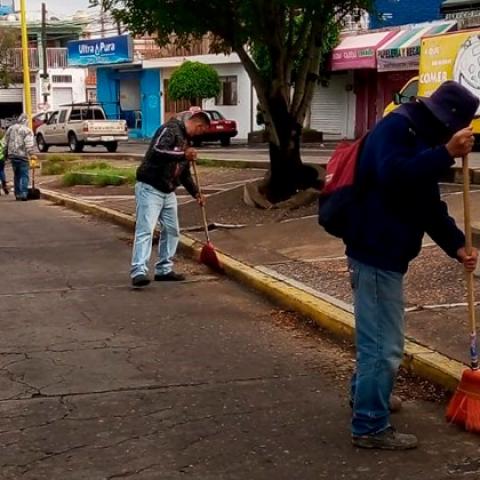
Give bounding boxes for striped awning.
[377,21,457,72]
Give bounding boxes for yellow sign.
[419,30,480,131]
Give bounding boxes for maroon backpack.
[318,136,366,238]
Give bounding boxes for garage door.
[0,87,23,103]
[52,87,73,108]
[310,74,350,139]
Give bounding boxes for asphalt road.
[1,197,480,479]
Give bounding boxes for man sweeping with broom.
[130,112,210,288]
[342,82,479,450]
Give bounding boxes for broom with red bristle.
[446,154,480,432]
[191,159,223,273]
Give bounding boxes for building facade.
[370,0,443,28]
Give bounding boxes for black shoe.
[155,271,186,282]
[131,274,150,288]
[352,426,418,450]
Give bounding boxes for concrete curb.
[41,188,466,392]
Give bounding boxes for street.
[44,141,480,169]
[1,197,480,479]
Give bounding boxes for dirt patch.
[179,185,318,228]
[266,309,448,404]
[272,246,479,309]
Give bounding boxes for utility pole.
[41,2,49,105]
[100,6,105,38]
[19,0,32,127]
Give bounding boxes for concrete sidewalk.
[2,198,480,478]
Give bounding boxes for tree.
[0,27,19,89]
[99,0,373,202]
[169,61,221,104]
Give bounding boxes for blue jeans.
[131,182,180,278]
[0,160,6,184]
[349,258,405,437]
[11,158,29,199]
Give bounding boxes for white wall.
[202,63,254,139]
[35,68,87,110]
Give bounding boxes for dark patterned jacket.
[136,119,198,197]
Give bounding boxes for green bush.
[169,61,221,101]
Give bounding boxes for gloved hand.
[30,155,39,169]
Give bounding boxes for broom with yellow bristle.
[446,154,480,432]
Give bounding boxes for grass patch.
[62,163,136,187]
[42,155,81,175]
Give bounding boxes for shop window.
[216,76,238,106]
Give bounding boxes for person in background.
[130,112,209,288]
[0,135,9,195]
[3,114,34,201]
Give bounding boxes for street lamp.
[19,0,32,128]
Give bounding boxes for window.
[216,76,238,106]
[47,111,59,125]
[208,111,225,121]
[58,110,67,123]
[52,75,73,83]
[94,109,106,120]
[402,80,419,101]
[69,109,81,121]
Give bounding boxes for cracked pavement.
[1,199,480,479]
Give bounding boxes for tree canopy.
[0,28,19,89]
[168,61,221,102]
[99,0,373,201]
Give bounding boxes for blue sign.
[67,35,133,67]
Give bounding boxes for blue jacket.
[345,111,465,274]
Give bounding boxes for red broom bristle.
[447,369,480,433]
[200,242,223,273]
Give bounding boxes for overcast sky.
[16,0,94,18]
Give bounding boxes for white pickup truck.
[36,104,128,153]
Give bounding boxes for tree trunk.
[264,97,319,204]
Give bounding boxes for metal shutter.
[310,74,349,139]
[0,87,23,102]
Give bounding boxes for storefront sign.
[67,35,133,67]
[418,30,480,115]
[331,31,396,71]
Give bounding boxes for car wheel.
[105,142,118,153]
[220,137,231,147]
[69,133,84,153]
[36,134,49,153]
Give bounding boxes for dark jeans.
[0,160,6,184]
[11,157,29,200]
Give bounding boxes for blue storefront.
[67,35,161,139]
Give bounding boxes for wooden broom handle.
[191,159,211,243]
[463,155,479,369]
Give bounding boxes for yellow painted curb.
[41,188,468,392]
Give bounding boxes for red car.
[176,108,238,146]
[32,111,52,133]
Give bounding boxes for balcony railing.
[134,35,213,60]
[9,48,68,71]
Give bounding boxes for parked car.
[36,104,128,153]
[175,108,238,146]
